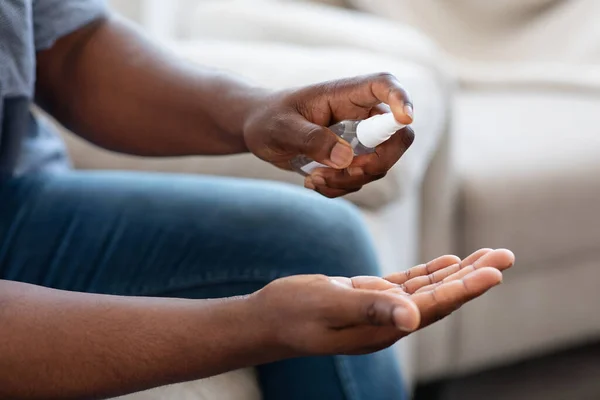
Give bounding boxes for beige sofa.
[59,1,451,398]
[348,0,600,381]
[67,1,600,399]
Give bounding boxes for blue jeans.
[0,171,407,400]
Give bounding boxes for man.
[0,1,515,399]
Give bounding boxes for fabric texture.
[0,0,106,176]
[454,92,600,269]
[0,170,408,400]
[33,0,106,50]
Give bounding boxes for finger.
[348,73,414,124]
[330,276,398,291]
[350,127,415,177]
[386,255,461,285]
[415,264,476,294]
[424,248,496,284]
[369,103,391,117]
[400,262,461,294]
[414,249,515,294]
[278,114,354,169]
[307,167,381,191]
[331,288,421,332]
[404,248,494,291]
[305,180,361,198]
[471,248,515,271]
[412,267,503,328]
[329,276,354,289]
[350,276,399,291]
[309,126,415,188]
[462,248,494,266]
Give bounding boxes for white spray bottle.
[291,113,407,175]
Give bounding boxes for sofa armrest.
[186,0,441,71]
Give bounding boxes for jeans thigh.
[0,171,382,298]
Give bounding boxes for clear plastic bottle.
[291,113,407,175]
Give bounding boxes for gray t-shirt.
[0,0,106,177]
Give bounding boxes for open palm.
[258,248,514,356]
[333,248,514,332]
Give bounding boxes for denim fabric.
[0,171,407,400]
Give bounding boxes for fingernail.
[330,143,353,168]
[311,175,326,186]
[347,167,363,177]
[393,306,417,332]
[404,104,414,121]
[305,178,316,190]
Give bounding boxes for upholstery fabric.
[345,0,600,65]
[454,91,600,269]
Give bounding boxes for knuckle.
[364,301,392,326]
[302,126,326,152]
[367,161,389,176]
[267,114,288,135]
[427,273,435,285]
[374,72,397,83]
[366,302,379,325]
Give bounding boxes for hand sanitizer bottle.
[291,113,407,175]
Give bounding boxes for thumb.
[283,115,354,169]
[334,287,421,332]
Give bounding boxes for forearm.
[0,280,275,400]
[35,15,267,157]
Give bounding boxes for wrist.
[221,83,272,152]
[243,288,305,360]
[217,293,291,365]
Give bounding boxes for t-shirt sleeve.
[33,0,107,51]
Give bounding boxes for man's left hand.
[243,73,414,198]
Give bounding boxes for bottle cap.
[356,113,407,148]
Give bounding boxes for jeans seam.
[0,206,28,273]
[128,268,285,297]
[334,356,361,400]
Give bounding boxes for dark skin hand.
[0,249,514,399]
[261,248,515,356]
[36,14,413,198]
[244,78,414,198]
[12,11,515,400]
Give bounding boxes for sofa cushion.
[185,0,441,69]
[114,368,261,400]
[454,90,600,272]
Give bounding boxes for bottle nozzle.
[356,113,407,148]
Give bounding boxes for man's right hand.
[250,248,514,357]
